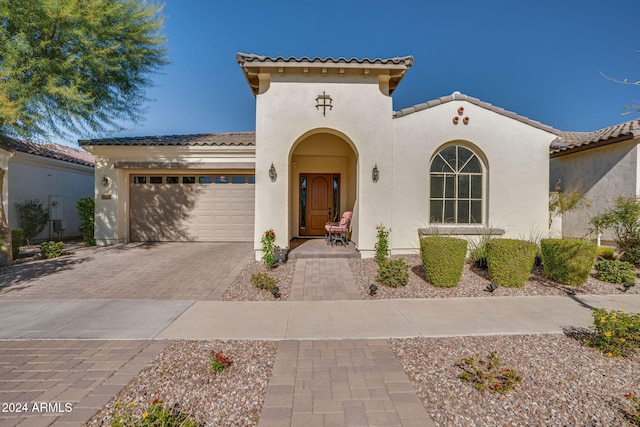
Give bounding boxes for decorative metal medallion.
[315,91,333,116]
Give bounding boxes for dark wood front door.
[300,173,340,236]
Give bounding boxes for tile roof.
[550,118,640,156]
[236,53,414,67]
[0,135,94,167]
[79,132,256,147]
[394,92,560,135]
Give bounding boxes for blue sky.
[72,0,640,145]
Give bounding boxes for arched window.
[430,145,483,224]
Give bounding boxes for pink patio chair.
[325,211,352,246]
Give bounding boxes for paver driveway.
[0,242,253,300]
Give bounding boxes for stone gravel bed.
[86,340,277,427]
[222,260,296,301]
[350,254,640,299]
[390,334,640,427]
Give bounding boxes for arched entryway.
[289,130,358,240]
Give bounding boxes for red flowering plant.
[209,350,232,373]
[261,229,276,268]
[625,392,640,425]
[458,350,522,394]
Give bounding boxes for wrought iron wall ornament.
[315,91,333,116]
[269,162,277,182]
[372,164,379,183]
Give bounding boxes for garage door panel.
[130,178,254,242]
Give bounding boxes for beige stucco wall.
[392,100,557,253]
[7,152,94,241]
[550,140,638,242]
[255,77,394,258]
[84,145,255,245]
[0,149,11,228]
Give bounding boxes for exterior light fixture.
[369,284,378,296]
[623,282,635,292]
[372,164,379,183]
[485,282,498,293]
[271,286,281,298]
[269,162,277,182]
[101,176,109,187]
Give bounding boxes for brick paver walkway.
[290,259,360,301]
[259,340,434,427]
[0,242,252,300]
[0,340,168,427]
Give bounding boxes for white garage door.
[129,174,255,242]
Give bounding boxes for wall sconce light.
[372,164,379,183]
[101,176,109,187]
[269,162,277,182]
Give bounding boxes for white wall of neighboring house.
[0,149,12,227]
[392,100,557,252]
[550,139,639,242]
[8,152,94,242]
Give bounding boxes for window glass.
[199,176,212,184]
[248,175,255,184]
[133,176,146,184]
[182,176,195,184]
[429,145,483,224]
[215,175,228,184]
[231,176,245,184]
[300,176,307,229]
[166,176,179,184]
[333,176,340,222]
[150,176,163,184]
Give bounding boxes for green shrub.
[596,246,616,260]
[10,228,23,260]
[251,272,276,290]
[590,196,640,267]
[40,241,64,259]
[420,236,467,287]
[75,197,96,245]
[486,239,537,288]
[595,260,636,284]
[15,199,49,245]
[540,239,597,285]
[620,233,640,267]
[374,224,391,265]
[584,308,640,357]
[261,229,276,269]
[376,258,409,288]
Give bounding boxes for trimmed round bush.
[540,238,597,285]
[420,236,467,287]
[486,239,537,288]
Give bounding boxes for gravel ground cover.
[390,334,640,427]
[86,340,277,427]
[350,254,640,299]
[222,260,296,301]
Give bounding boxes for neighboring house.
[550,119,640,243]
[0,136,95,242]
[81,53,561,259]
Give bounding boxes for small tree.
[549,182,590,228]
[15,199,49,245]
[75,197,95,245]
[589,196,640,266]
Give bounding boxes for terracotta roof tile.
[0,135,94,167]
[236,53,414,67]
[79,132,256,147]
[550,119,640,155]
[394,92,560,135]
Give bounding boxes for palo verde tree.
[0,0,167,266]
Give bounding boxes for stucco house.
[0,136,95,242]
[80,53,564,259]
[550,119,640,243]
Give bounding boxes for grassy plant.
[596,246,616,260]
[111,399,197,427]
[624,392,640,425]
[250,273,276,290]
[376,258,409,288]
[458,351,522,394]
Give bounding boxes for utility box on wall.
[48,195,63,221]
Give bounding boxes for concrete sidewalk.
[2,294,639,341]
